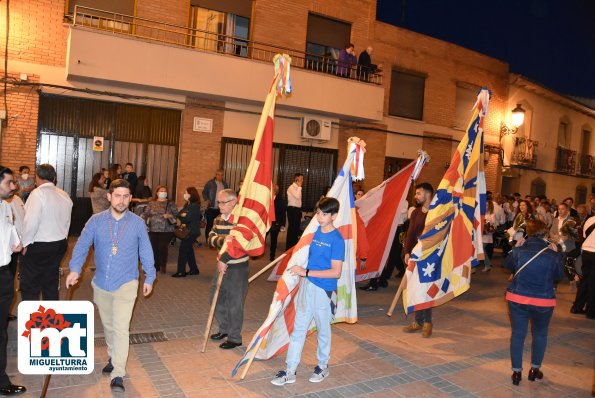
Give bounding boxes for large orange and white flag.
[218,55,291,262]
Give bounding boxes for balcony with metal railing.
[510,136,538,168]
[66,6,385,121]
[576,153,594,177]
[70,6,383,85]
[554,146,577,174]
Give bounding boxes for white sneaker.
[308,366,329,383]
[271,370,296,386]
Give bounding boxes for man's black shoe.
[171,272,187,278]
[210,333,228,341]
[219,341,242,349]
[378,279,388,288]
[0,384,26,395]
[102,358,114,374]
[570,307,585,314]
[110,377,125,393]
[187,270,200,276]
[7,314,16,322]
[359,284,378,291]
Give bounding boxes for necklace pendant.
[112,245,118,255]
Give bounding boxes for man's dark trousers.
[285,206,301,250]
[0,266,14,387]
[20,239,68,301]
[210,263,249,344]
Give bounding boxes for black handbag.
[174,224,190,239]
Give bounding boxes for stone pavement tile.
[233,378,294,398]
[185,385,242,397]
[40,382,107,398]
[475,385,527,398]
[361,388,403,397]
[444,367,501,393]
[123,376,160,397]
[541,367,592,396]
[345,358,399,378]
[172,368,229,392]
[390,381,452,397]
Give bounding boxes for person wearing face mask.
[142,185,179,274]
[172,187,202,277]
[16,166,35,203]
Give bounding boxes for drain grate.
[95,331,168,346]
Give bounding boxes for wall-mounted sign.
[193,117,213,133]
[93,136,104,152]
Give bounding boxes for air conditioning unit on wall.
[301,117,331,141]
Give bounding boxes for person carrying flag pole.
[402,182,435,338]
[271,197,345,386]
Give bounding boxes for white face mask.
[158,192,168,199]
[183,193,190,201]
[21,174,29,180]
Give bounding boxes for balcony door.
[190,4,250,56]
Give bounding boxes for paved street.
[6,235,594,397]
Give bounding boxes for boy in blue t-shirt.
[272,197,345,386]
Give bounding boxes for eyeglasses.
[217,199,235,205]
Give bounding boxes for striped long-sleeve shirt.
[208,215,249,266]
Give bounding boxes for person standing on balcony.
[337,43,357,78]
[357,46,378,81]
[202,169,229,245]
[286,173,304,250]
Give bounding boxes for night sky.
[376,0,595,99]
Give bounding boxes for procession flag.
[269,152,428,282]
[218,55,291,260]
[354,152,428,281]
[403,88,489,314]
[232,138,364,377]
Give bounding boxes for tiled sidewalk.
[6,238,594,397]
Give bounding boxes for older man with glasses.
[207,189,249,349]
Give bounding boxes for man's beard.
[111,204,128,214]
[0,190,14,200]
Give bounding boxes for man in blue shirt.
[66,179,155,393]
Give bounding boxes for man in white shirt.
[0,166,27,396]
[285,173,304,250]
[21,164,73,301]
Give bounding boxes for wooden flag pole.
[387,277,406,317]
[239,336,265,380]
[202,271,224,353]
[40,277,75,398]
[248,253,287,284]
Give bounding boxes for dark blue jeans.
[508,301,554,371]
[415,308,432,324]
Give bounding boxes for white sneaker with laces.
[271,370,296,386]
[309,365,329,383]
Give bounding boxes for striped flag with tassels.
[218,54,291,261]
[231,138,364,377]
[403,88,489,314]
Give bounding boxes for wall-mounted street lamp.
[500,104,526,139]
[500,104,527,168]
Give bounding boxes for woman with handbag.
[142,185,179,274]
[172,187,202,277]
[504,219,564,386]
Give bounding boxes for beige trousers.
[93,280,138,378]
